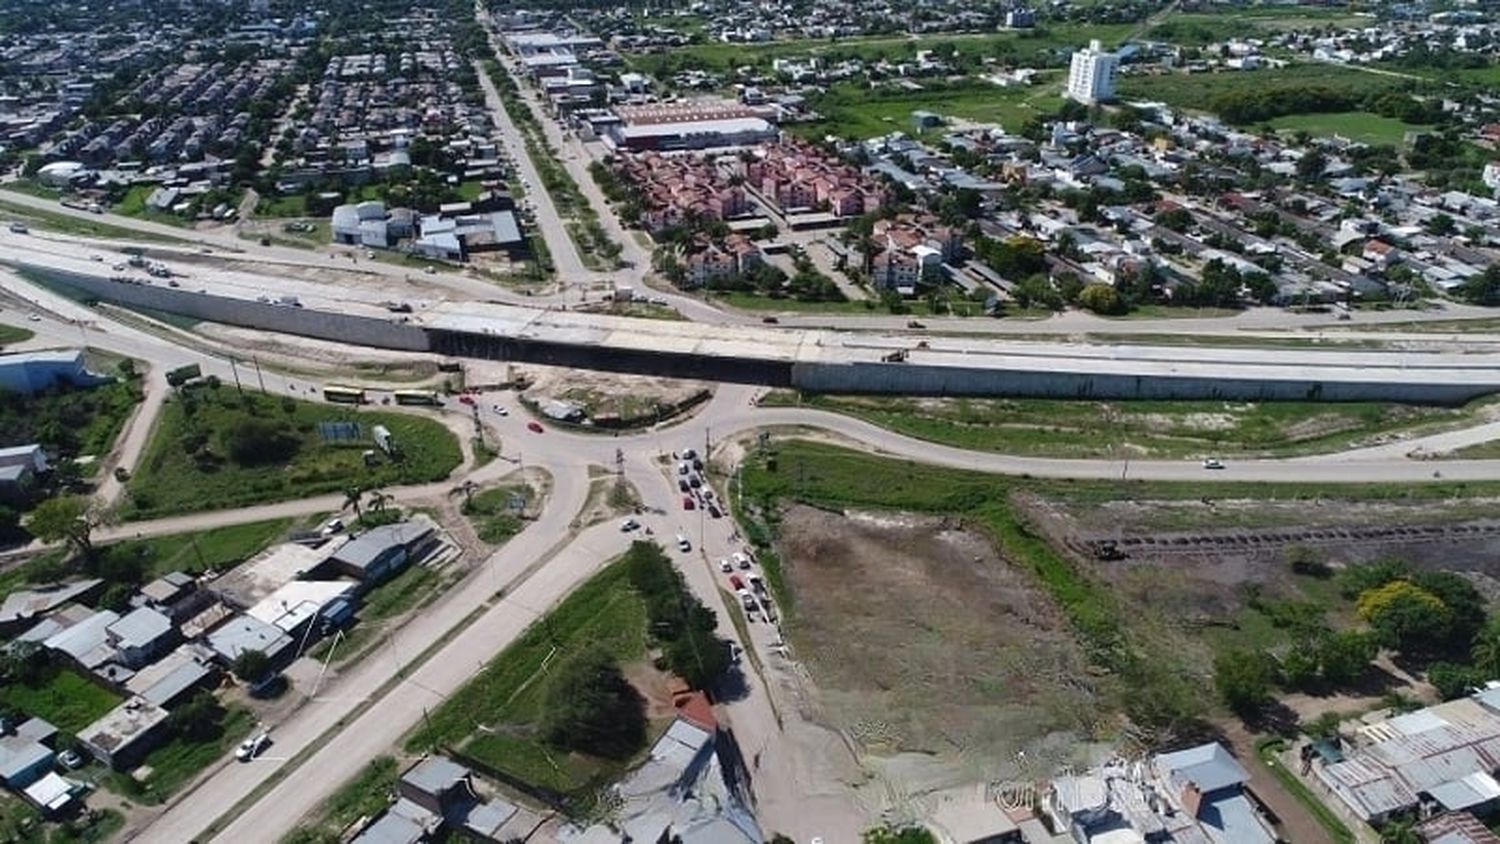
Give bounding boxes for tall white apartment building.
[1067,40,1119,104]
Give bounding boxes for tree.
[1379,817,1421,844]
[168,691,226,743]
[1459,266,1500,307]
[1318,631,1378,686]
[1214,649,1274,715]
[27,495,102,560]
[863,824,937,844]
[1077,283,1125,315]
[1357,580,1451,653]
[1428,662,1485,700]
[1472,617,1500,680]
[540,647,647,760]
[225,418,299,466]
[1411,571,1485,651]
[232,649,272,684]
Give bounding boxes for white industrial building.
[1067,40,1119,104]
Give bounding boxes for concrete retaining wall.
[19,261,1496,404]
[16,263,429,352]
[426,328,794,387]
[790,361,1489,404]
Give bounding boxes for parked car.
[676,534,691,552]
[527,421,544,434]
[729,574,746,591]
[493,404,508,416]
[678,462,690,475]
[320,518,344,537]
[682,448,697,461]
[236,731,271,762]
[682,496,695,511]
[719,558,733,572]
[620,518,639,532]
[688,475,702,489]
[678,479,690,493]
[749,574,766,594]
[733,552,751,570]
[458,394,476,406]
[707,504,722,519]
[57,749,84,770]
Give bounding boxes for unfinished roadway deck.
[9,242,1500,403]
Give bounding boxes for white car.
[676,534,691,552]
[719,558,733,573]
[1202,457,1225,470]
[733,552,751,570]
[236,732,270,762]
[320,518,345,537]
[493,404,509,416]
[620,518,640,532]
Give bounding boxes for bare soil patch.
[776,504,1100,773]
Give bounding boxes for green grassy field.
[0,377,141,464]
[1117,64,1406,115]
[404,560,649,795]
[627,23,1136,76]
[1267,111,1428,145]
[795,79,1064,138]
[256,193,309,218]
[113,184,194,227]
[0,195,193,244]
[101,519,293,578]
[0,324,35,347]
[125,388,462,519]
[0,666,122,733]
[762,392,1476,459]
[463,484,533,544]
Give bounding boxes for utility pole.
[252,356,266,393]
[228,357,243,394]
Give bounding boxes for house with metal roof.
[1312,690,1500,824]
[42,608,119,670]
[105,606,176,669]
[326,520,437,587]
[1045,742,1277,843]
[124,645,217,708]
[205,614,293,667]
[0,718,57,789]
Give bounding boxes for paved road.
[471,53,593,285]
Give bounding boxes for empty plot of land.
[777,504,1098,771]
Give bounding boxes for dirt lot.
[521,366,711,428]
[777,504,1102,784]
[1018,492,1500,673]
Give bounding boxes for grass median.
[761,390,1483,459]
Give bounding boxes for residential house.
[105,606,177,669]
[0,718,57,789]
[80,698,171,769]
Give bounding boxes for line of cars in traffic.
[676,449,723,518]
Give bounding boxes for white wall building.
[1067,40,1119,104]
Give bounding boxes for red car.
[728,574,745,591]
[682,495,695,510]
[458,394,476,406]
[527,421,544,434]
